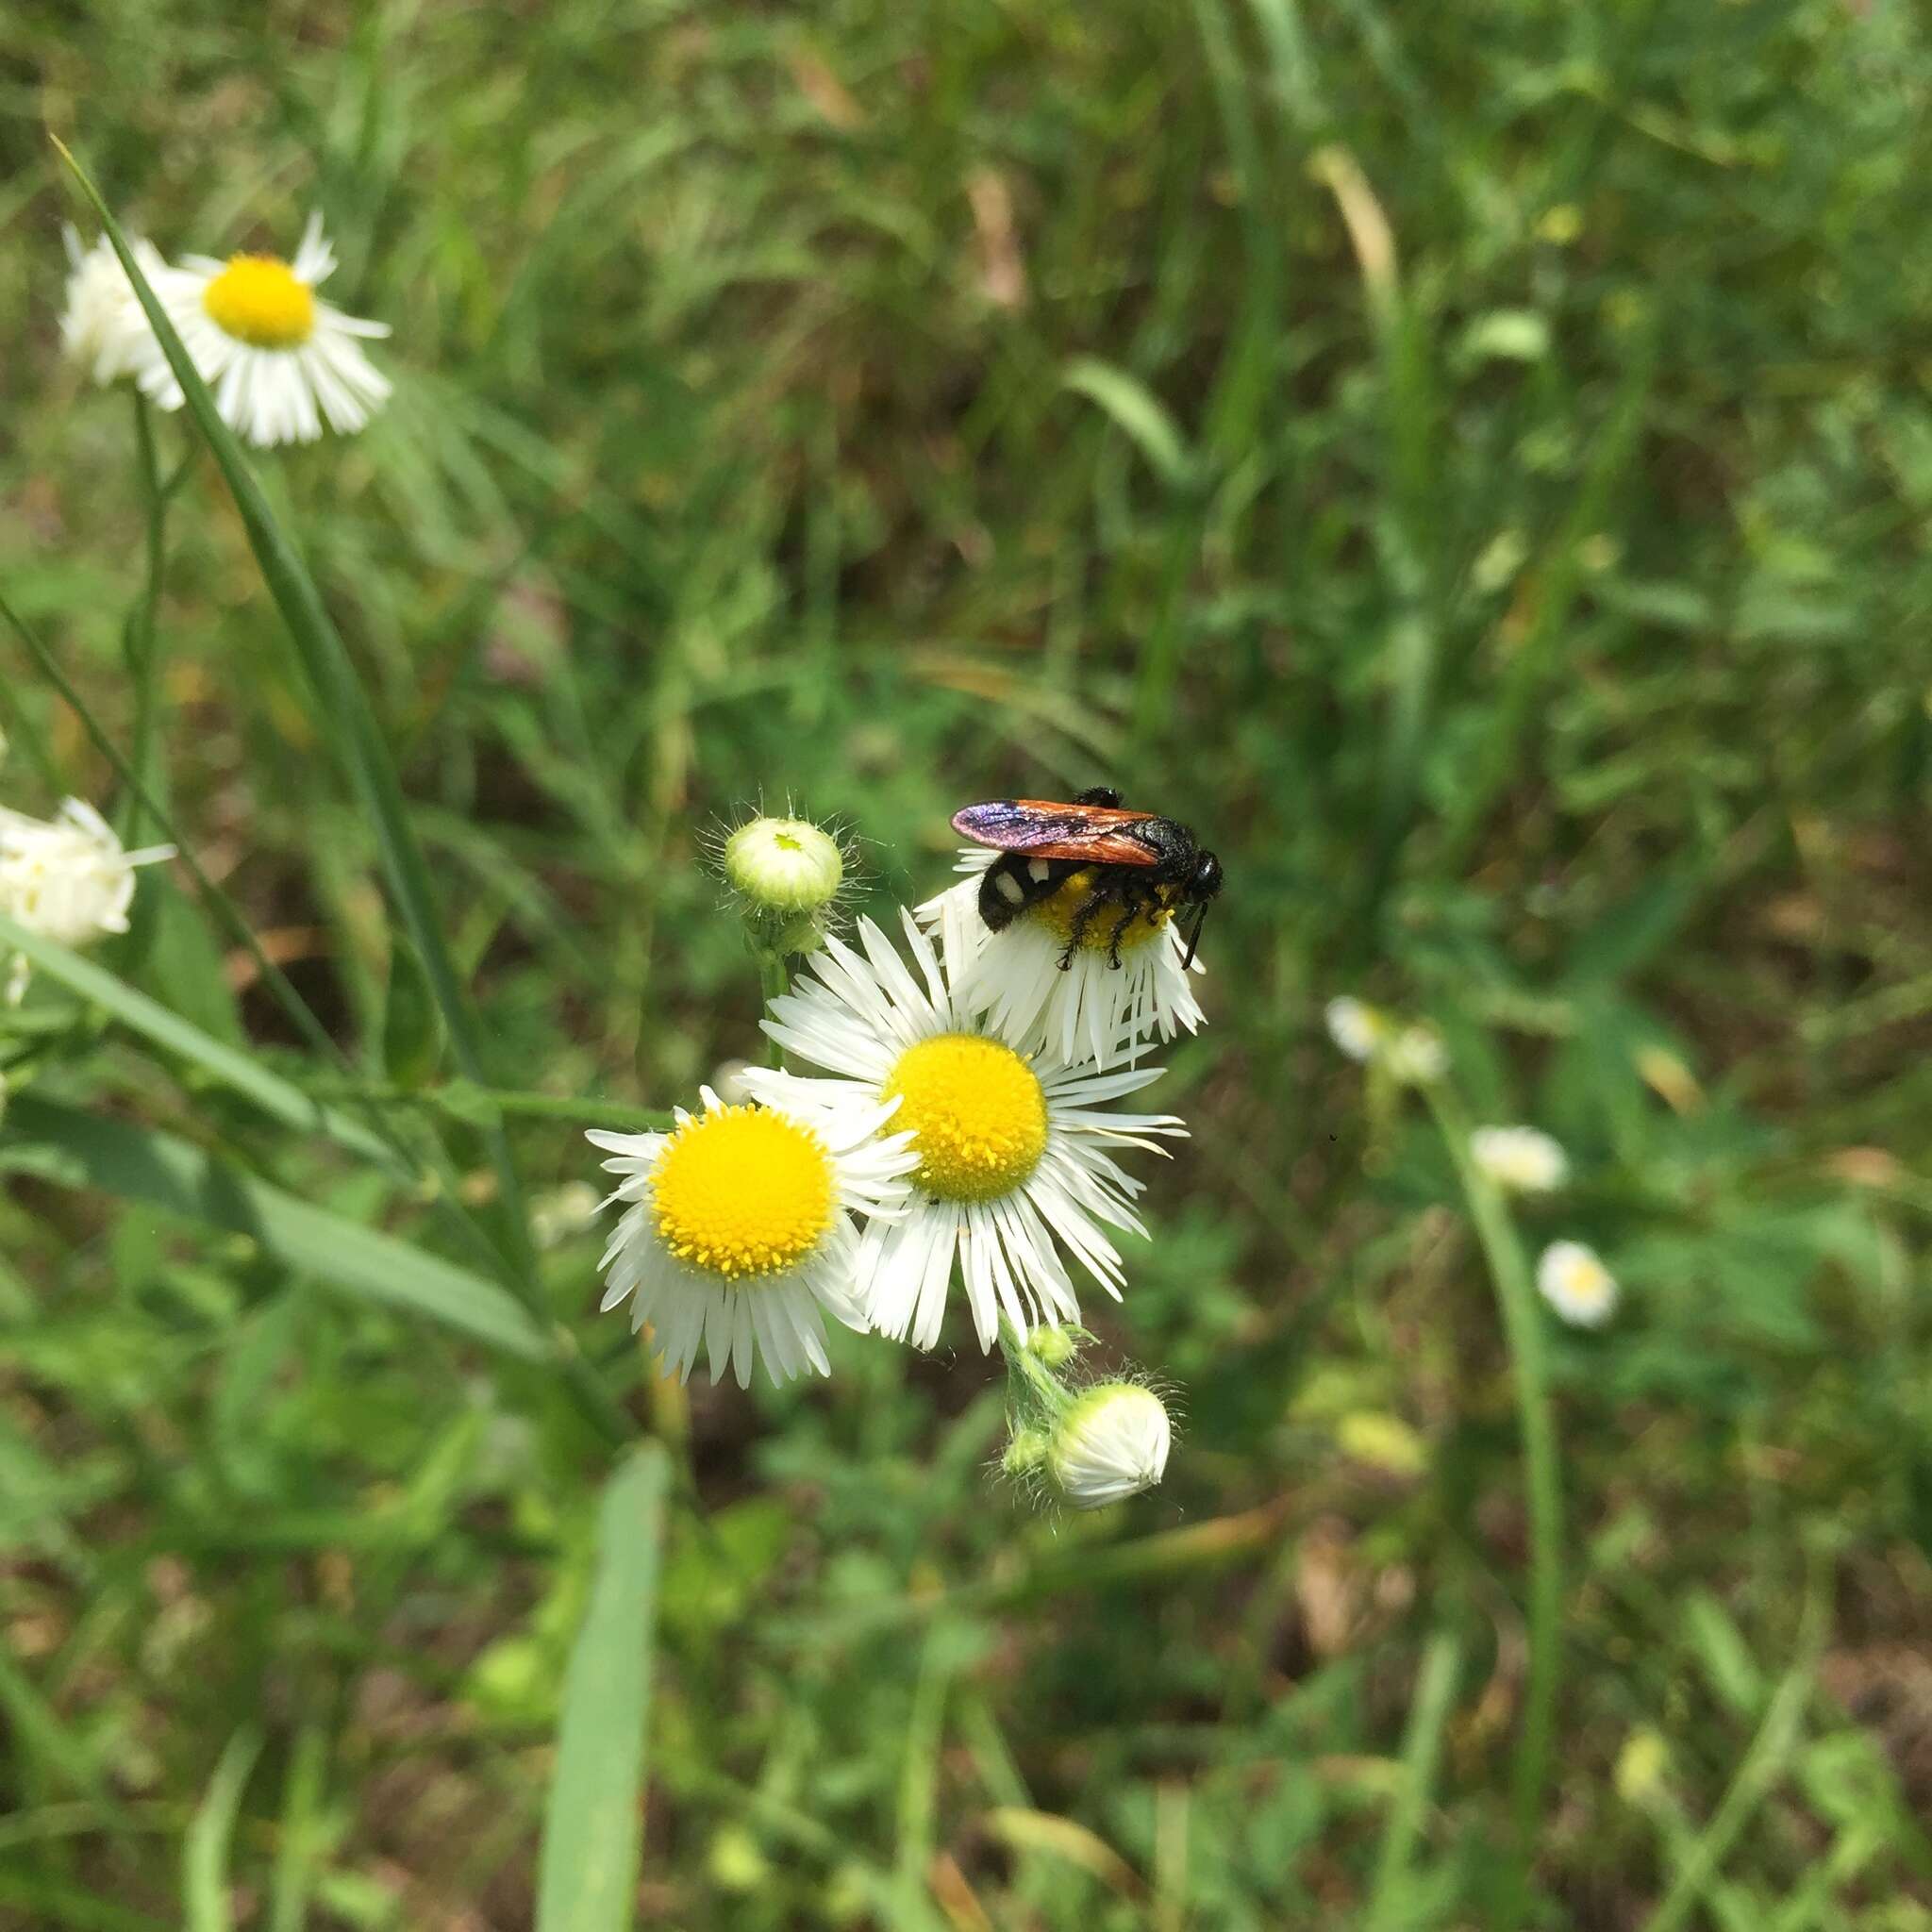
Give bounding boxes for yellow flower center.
[1026,868,1172,953]
[649,1105,834,1279]
[882,1034,1048,1202]
[202,255,316,349]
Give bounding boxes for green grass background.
[4,0,1932,1925]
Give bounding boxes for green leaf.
[0,910,396,1173]
[146,888,248,1047]
[382,932,447,1090]
[1061,357,1196,491]
[1,1095,547,1361]
[536,1444,672,1932]
[183,1727,263,1932]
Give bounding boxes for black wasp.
[951,788,1223,971]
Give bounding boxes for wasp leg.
[1059,879,1116,969]
[1103,893,1147,968]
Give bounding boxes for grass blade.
[535,1443,672,1932]
[1365,1631,1462,1930]
[3,1093,547,1361]
[0,910,395,1171]
[183,1726,262,1932]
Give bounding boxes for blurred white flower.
[1536,1240,1618,1327]
[1384,1024,1448,1086]
[709,1058,756,1106]
[60,228,170,387]
[1048,1382,1173,1508]
[918,847,1206,1071]
[742,899,1185,1352]
[137,213,391,447]
[528,1179,602,1250]
[1324,996,1386,1062]
[587,1087,915,1387]
[1471,1124,1569,1193]
[0,799,174,1003]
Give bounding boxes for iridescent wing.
[951,799,1162,867]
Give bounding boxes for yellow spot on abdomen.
[202,255,317,349]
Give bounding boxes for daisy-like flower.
[1324,996,1446,1085]
[136,213,391,447]
[588,1087,916,1387]
[59,228,170,386]
[0,799,174,1004]
[919,847,1206,1070]
[1471,1124,1569,1194]
[1047,1382,1174,1509]
[1536,1240,1619,1328]
[743,899,1185,1351]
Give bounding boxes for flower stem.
[122,392,180,845]
[758,951,790,1067]
[1424,1080,1561,1922]
[995,1316,1071,1416]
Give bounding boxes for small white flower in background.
[0,799,174,1004]
[135,213,391,448]
[1324,998,1446,1084]
[587,1087,916,1387]
[1047,1382,1174,1508]
[528,1179,602,1250]
[1471,1124,1569,1194]
[59,228,170,387]
[709,1058,756,1106]
[1324,995,1386,1062]
[918,846,1207,1071]
[1537,1240,1619,1327]
[742,897,1185,1352]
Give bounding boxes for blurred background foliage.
[3,0,1932,1924]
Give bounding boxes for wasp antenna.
[1183,901,1211,971]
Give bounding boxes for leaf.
[0,910,395,1172]
[1,1095,547,1361]
[536,1444,672,1932]
[383,932,446,1090]
[1060,358,1196,491]
[183,1727,263,1932]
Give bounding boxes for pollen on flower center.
[1027,868,1171,953]
[649,1105,835,1279]
[883,1033,1048,1202]
[202,255,316,348]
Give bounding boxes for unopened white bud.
[1048,1383,1173,1509]
[723,817,844,916]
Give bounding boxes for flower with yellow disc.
[919,845,1206,1071]
[588,1086,916,1387]
[136,213,391,447]
[742,896,1185,1352]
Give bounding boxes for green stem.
[994,1316,1072,1417]
[122,393,173,846]
[758,951,790,1068]
[1424,1081,1561,1922]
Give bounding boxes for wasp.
[951,788,1223,971]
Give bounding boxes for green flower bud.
[723,817,844,916]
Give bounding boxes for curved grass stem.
[1424,1080,1561,1922]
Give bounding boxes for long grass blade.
[182,1727,263,1932]
[535,1443,672,1932]
[3,1093,548,1361]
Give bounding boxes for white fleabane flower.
[1471,1125,1569,1194]
[0,799,174,1004]
[742,899,1185,1352]
[1048,1383,1174,1508]
[1324,996,1385,1062]
[918,847,1206,1070]
[1536,1240,1618,1327]
[1324,997,1446,1084]
[60,228,170,386]
[588,1087,916,1388]
[136,214,391,447]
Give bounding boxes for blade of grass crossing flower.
[182,1726,262,1932]
[2,1095,549,1362]
[1425,1081,1559,1925]
[53,145,542,1288]
[535,1444,671,1932]
[0,911,396,1171]
[1365,1631,1463,1932]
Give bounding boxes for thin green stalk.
[1424,1080,1560,1923]
[759,951,790,1067]
[121,392,178,846]
[1365,1631,1462,1930]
